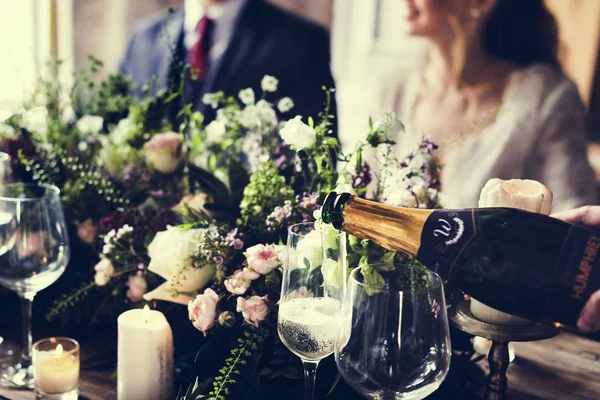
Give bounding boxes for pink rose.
[224,270,251,295]
[143,131,185,173]
[242,267,260,280]
[223,268,260,295]
[94,258,114,286]
[188,288,219,336]
[126,274,147,302]
[243,244,280,275]
[236,295,269,327]
[77,219,97,245]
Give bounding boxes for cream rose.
[236,295,269,327]
[143,132,185,174]
[280,116,317,149]
[143,227,215,305]
[188,288,219,336]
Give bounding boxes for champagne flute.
[0,183,70,389]
[278,222,346,400]
[336,263,451,399]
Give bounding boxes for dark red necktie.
[189,15,214,79]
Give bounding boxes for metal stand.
[449,300,559,400]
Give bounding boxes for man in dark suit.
[119,0,336,126]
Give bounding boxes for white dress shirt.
[183,0,248,65]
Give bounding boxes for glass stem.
[302,360,319,400]
[20,293,34,367]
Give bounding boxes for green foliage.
[240,162,294,234]
[207,327,268,400]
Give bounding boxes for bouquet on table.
[0,57,446,398]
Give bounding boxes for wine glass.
[278,222,346,400]
[0,183,70,389]
[336,263,451,399]
[0,152,16,362]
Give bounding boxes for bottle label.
[549,225,600,326]
[417,209,479,279]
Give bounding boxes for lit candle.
[33,337,80,397]
[118,305,173,400]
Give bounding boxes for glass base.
[0,361,34,389]
[0,338,16,365]
[36,388,78,400]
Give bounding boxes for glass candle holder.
[32,338,79,400]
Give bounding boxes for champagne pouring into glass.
[0,183,70,389]
[278,222,346,400]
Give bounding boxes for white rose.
[280,116,317,149]
[76,115,104,135]
[205,120,226,143]
[322,258,343,290]
[277,97,294,113]
[110,118,135,145]
[261,75,279,92]
[239,88,255,105]
[21,106,48,136]
[143,227,215,305]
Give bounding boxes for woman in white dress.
[378,0,597,211]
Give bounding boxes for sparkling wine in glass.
[278,222,346,400]
[336,263,451,399]
[0,183,70,389]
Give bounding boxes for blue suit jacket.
[119,0,337,128]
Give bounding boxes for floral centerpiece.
[0,58,452,399]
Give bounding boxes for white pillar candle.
[33,339,80,395]
[118,305,174,400]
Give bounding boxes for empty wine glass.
[278,222,346,400]
[0,183,70,389]
[336,263,451,399]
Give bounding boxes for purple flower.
[214,256,224,266]
[352,163,372,190]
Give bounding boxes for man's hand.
[553,206,600,332]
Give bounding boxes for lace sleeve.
[533,79,598,211]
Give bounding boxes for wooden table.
[0,332,599,400]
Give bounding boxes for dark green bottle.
[322,192,600,328]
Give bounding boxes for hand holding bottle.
[553,206,600,333]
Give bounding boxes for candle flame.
[143,304,150,323]
[55,344,63,356]
[554,322,564,329]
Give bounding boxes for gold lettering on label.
[572,236,600,300]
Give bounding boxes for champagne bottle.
[322,192,600,328]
